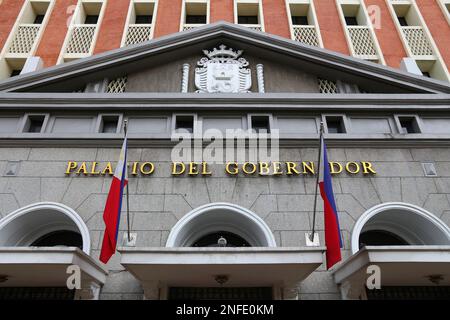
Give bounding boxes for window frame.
[394,114,424,134]
[19,113,50,134]
[96,113,124,134]
[247,113,274,134]
[172,113,198,135]
[322,114,350,134]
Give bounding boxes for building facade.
[0,0,450,81]
[0,1,449,301]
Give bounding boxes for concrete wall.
[126,54,320,93]
[0,146,449,299]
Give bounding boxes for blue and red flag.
[318,136,342,269]
[100,136,128,264]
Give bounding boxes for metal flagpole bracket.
[305,232,320,246]
[122,232,137,247]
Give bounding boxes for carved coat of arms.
[195,45,252,93]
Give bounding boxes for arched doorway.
[351,202,450,253]
[0,202,91,254]
[0,203,107,300]
[334,202,450,300]
[166,202,276,247]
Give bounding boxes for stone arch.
[166,202,276,247]
[351,202,450,253]
[0,202,91,254]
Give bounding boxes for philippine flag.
[99,136,128,264]
[318,136,343,270]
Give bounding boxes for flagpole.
[310,122,324,242]
[124,119,131,242]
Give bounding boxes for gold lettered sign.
[65,161,376,176]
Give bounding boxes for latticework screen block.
[318,78,338,94]
[107,77,128,93]
[182,24,204,31]
[240,24,262,32]
[347,26,377,56]
[66,25,96,54]
[292,26,319,47]
[125,25,152,46]
[8,24,40,54]
[401,26,434,56]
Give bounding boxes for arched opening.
[192,231,251,247]
[358,230,409,249]
[0,202,91,254]
[31,230,83,249]
[166,202,276,247]
[351,202,450,253]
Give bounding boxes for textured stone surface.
[0,146,449,300]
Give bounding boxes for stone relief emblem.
[194,45,252,93]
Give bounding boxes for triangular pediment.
[0,21,449,94]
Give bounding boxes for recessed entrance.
[30,230,83,249]
[0,202,91,253]
[168,287,273,300]
[359,230,408,249]
[192,231,250,247]
[351,202,450,253]
[166,202,277,247]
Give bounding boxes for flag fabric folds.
[318,136,343,269]
[99,136,128,264]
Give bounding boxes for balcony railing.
[401,26,434,57]
[182,23,204,31]
[124,24,152,46]
[239,24,263,32]
[347,26,378,58]
[8,24,41,55]
[65,24,96,55]
[292,25,319,46]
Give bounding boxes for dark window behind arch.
[192,231,251,247]
[359,230,409,249]
[30,230,83,249]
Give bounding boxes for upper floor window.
[238,15,258,24]
[235,1,263,31]
[10,69,22,77]
[397,16,408,26]
[33,14,45,24]
[291,15,308,25]
[135,15,153,24]
[344,16,358,25]
[325,116,346,134]
[182,1,208,28]
[84,15,99,24]
[186,15,206,24]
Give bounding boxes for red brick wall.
[262,0,290,38]
[35,0,77,67]
[364,0,406,68]
[0,0,25,52]
[153,0,183,38]
[314,0,349,54]
[94,0,131,54]
[210,0,234,23]
[416,0,450,72]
